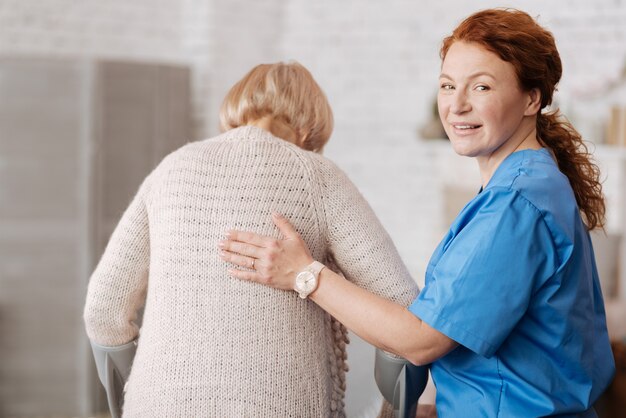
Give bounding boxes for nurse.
[218,8,615,417]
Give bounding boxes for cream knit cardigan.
[84,126,418,418]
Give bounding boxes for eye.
[475,85,490,91]
[440,83,455,91]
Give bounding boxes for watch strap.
[308,260,325,276]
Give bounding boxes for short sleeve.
[409,188,558,358]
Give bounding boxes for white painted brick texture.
[3,1,624,274]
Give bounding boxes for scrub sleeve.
[409,187,557,358]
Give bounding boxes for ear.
[524,88,542,116]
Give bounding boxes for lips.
[451,122,482,130]
[449,122,482,135]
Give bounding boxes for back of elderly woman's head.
[219,62,334,153]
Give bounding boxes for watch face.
[296,271,316,293]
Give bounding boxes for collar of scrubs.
[479,147,553,194]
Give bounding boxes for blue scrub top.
[409,148,615,417]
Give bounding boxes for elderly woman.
[84,61,417,417]
[220,10,615,417]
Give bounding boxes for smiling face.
[438,41,541,180]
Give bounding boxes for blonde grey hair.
[219,61,333,152]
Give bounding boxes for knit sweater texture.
[84,126,418,417]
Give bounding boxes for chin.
[449,140,477,158]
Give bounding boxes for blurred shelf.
[591,143,626,161]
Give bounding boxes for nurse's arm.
[219,214,459,366]
[310,267,459,366]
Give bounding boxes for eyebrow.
[439,71,496,80]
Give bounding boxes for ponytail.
[537,111,605,230]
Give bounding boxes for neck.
[477,122,542,188]
[247,116,299,146]
[248,116,274,132]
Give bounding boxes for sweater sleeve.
[315,158,418,307]
[83,174,153,346]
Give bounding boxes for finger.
[226,230,275,247]
[271,213,301,239]
[219,240,263,258]
[219,250,256,269]
[227,268,261,282]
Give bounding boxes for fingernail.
[225,231,232,238]
[218,250,225,257]
[272,212,283,219]
[218,241,225,248]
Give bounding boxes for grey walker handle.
[90,339,137,418]
[374,348,429,418]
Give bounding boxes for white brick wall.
[0,0,187,61]
[2,0,625,415]
[3,0,624,280]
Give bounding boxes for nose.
[450,90,471,114]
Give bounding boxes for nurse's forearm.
[310,269,457,365]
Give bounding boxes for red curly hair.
[441,8,605,230]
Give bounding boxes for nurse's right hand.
[218,213,315,291]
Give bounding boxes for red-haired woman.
[219,9,615,417]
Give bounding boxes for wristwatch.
[294,261,325,299]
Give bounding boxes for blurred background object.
[0,56,190,416]
[0,0,625,417]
